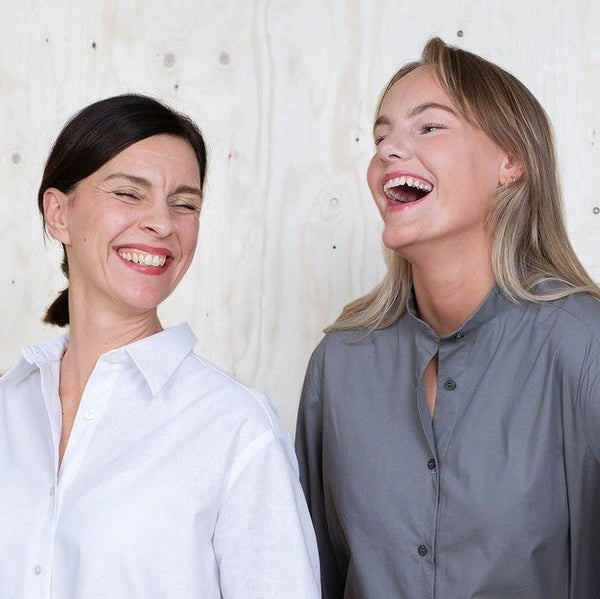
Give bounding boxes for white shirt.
[0,323,320,599]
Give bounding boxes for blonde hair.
[328,37,599,333]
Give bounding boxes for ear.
[42,188,72,245]
[498,156,525,186]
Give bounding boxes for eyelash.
[172,202,200,213]
[419,123,444,134]
[114,192,199,214]
[373,122,445,145]
[114,191,141,199]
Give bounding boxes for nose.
[377,132,413,162]
[139,200,174,237]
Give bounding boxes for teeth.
[118,250,167,267]
[383,176,433,193]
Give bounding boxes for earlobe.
[499,157,525,186]
[43,188,71,245]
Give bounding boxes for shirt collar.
[1,333,68,385]
[1,324,197,397]
[405,284,513,340]
[119,322,197,396]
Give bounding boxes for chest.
[320,331,577,546]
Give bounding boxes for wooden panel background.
[1,0,598,432]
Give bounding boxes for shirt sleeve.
[295,345,347,599]
[580,349,600,464]
[213,424,321,599]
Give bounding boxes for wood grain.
[1,0,598,432]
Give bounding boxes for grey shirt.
[296,285,600,598]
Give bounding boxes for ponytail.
[43,247,69,327]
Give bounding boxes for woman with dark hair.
[0,94,320,598]
[296,39,600,598]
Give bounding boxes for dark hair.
[38,94,208,327]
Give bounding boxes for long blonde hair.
[328,37,599,333]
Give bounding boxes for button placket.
[58,359,122,488]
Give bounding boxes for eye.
[374,135,385,146]
[113,190,142,200]
[419,123,444,134]
[171,201,201,214]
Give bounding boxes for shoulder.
[310,320,401,366]
[303,321,402,395]
[0,333,66,389]
[168,350,283,436]
[535,291,600,346]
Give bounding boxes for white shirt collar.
[2,323,197,397]
[122,323,197,396]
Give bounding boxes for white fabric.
[0,323,320,599]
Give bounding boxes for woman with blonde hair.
[296,38,600,598]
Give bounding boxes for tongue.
[394,186,421,203]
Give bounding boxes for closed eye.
[114,191,142,200]
[419,123,444,134]
[171,201,201,213]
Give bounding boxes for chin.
[117,291,169,315]
[381,229,418,254]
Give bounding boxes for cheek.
[366,156,378,189]
[75,204,134,241]
[367,157,385,209]
[178,218,200,255]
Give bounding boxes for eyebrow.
[373,102,458,134]
[103,173,203,198]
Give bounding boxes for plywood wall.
[1,0,598,432]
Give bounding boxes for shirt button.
[49,486,55,496]
[444,378,457,391]
[34,565,42,575]
[84,410,95,420]
[418,544,428,557]
[427,458,436,470]
[452,332,464,340]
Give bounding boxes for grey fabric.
[296,284,600,599]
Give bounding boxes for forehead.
[378,65,453,116]
[95,134,200,182]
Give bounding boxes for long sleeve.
[213,428,321,599]
[295,346,347,599]
[580,350,600,464]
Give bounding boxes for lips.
[114,244,174,272]
[383,172,434,204]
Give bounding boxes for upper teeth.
[118,250,167,267]
[383,176,433,193]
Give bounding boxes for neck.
[60,285,162,399]
[408,239,495,337]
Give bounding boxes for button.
[418,544,428,557]
[84,410,95,420]
[452,332,464,340]
[444,378,457,391]
[49,486,55,496]
[427,458,436,471]
[34,565,42,575]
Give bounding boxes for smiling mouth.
[383,175,433,204]
[117,249,168,268]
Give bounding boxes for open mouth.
[117,249,170,268]
[383,175,433,204]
